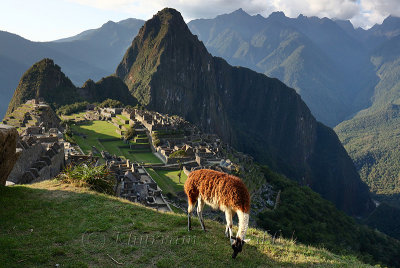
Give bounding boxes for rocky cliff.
[116,8,374,216]
[0,124,20,185]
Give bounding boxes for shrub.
[56,164,114,194]
[99,99,123,108]
[124,126,136,140]
[57,101,89,115]
[169,149,187,158]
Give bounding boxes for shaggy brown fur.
[184,169,250,213]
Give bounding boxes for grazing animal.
[184,169,250,259]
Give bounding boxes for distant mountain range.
[187,9,399,127]
[0,18,144,118]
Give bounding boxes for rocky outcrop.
[0,124,20,185]
[116,8,374,216]
[6,59,137,115]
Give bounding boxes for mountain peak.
[231,8,249,16]
[116,7,202,96]
[268,11,287,21]
[153,7,185,24]
[7,58,77,114]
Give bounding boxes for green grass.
[146,169,187,195]
[61,111,87,121]
[70,120,162,164]
[0,181,372,267]
[117,114,129,122]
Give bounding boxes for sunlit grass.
[0,180,372,267]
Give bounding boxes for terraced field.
[70,119,162,164]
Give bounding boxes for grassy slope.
[0,181,371,268]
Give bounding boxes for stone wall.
[8,140,64,184]
[0,125,20,185]
[8,140,44,183]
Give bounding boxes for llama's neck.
[236,210,249,240]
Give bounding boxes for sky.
[1,0,399,42]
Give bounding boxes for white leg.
[236,210,249,240]
[187,200,197,231]
[225,210,233,238]
[197,197,206,231]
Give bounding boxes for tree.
[124,126,136,141]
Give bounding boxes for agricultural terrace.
[69,120,162,164]
[146,169,188,196]
[60,111,87,122]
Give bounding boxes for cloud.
[358,0,400,27]
[66,0,399,28]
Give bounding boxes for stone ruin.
[7,135,65,184]
[108,157,171,212]
[0,125,21,186]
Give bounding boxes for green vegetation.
[335,105,400,196]
[56,164,114,194]
[363,203,400,241]
[0,180,372,267]
[146,169,187,196]
[124,126,136,140]
[169,149,187,158]
[258,166,400,267]
[99,99,123,108]
[61,111,87,121]
[57,101,89,115]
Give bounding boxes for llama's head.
[230,237,246,259]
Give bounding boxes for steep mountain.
[6,59,78,114]
[116,8,374,216]
[6,59,136,115]
[188,10,375,127]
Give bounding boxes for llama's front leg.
[225,210,233,238]
[197,197,206,231]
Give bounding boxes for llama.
[184,169,250,258]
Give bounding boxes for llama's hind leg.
[187,197,197,231]
[197,197,206,231]
[225,210,233,238]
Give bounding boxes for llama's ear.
[243,239,250,244]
